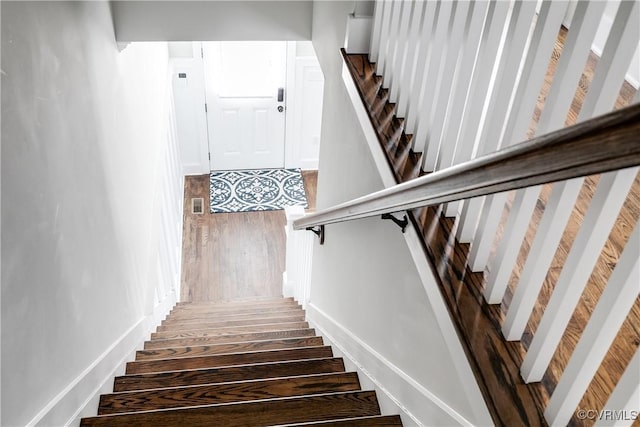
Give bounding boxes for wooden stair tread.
[342,53,381,105]
[126,346,334,374]
[174,298,296,311]
[137,336,325,360]
[164,308,304,323]
[150,321,310,340]
[114,357,347,392]
[374,103,396,134]
[401,150,422,182]
[275,415,403,426]
[380,117,405,153]
[169,304,302,316]
[144,328,317,350]
[99,372,360,414]
[156,314,307,331]
[82,391,381,427]
[175,296,295,307]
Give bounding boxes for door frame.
[195,41,321,173]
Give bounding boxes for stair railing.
[294,102,640,426]
[294,103,640,230]
[310,1,640,425]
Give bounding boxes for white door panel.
[203,42,286,171]
[286,56,324,170]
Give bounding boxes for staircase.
[81,297,402,426]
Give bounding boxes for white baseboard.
[26,293,177,427]
[306,302,477,427]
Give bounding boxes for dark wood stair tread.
[144,328,317,350]
[150,321,310,340]
[114,357,347,392]
[401,150,422,182]
[81,391,381,427]
[126,346,334,374]
[99,372,361,415]
[137,336,324,360]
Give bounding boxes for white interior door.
[203,41,287,171]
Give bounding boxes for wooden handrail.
[293,103,640,230]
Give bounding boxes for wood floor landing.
[180,171,318,303]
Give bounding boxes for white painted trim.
[182,162,205,176]
[284,41,298,169]
[341,58,492,426]
[26,293,176,427]
[307,303,478,427]
[288,56,323,170]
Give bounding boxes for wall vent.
[191,198,204,214]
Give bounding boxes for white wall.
[309,1,491,425]
[1,2,183,426]
[563,0,639,88]
[111,1,313,42]
[169,43,210,175]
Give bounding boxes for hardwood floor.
[180,171,318,303]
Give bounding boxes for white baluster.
[471,0,570,277]
[396,0,427,119]
[382,0,404,87]
[443,0,511,215]
[418,0,472,172]
[595,348,640,427]
[544,221,640,426]
[503,1,638,335]
[404,1,439,134]
[521,166,640,383]
[284,206,315,307]
[369,0,385,63]
[456,0,538,245]
[485,0,607,300]
[432,0,489,169]
[388,0,415,103]
[376,0,396,77]
[407,1,454,156]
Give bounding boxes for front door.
[202,41,287,171]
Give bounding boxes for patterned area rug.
[210,168,308,213]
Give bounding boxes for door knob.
[278,106,284,113]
